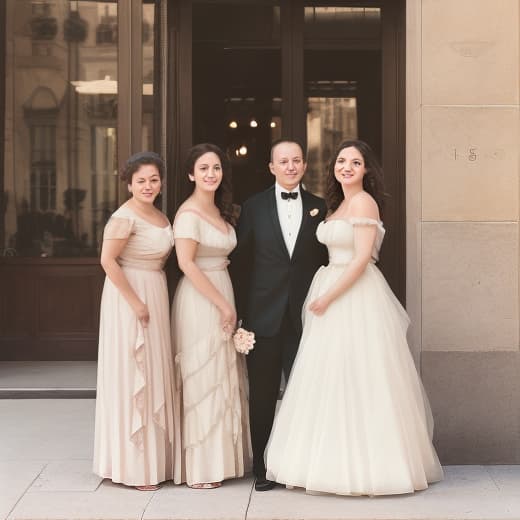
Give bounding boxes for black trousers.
[246,307,301,479]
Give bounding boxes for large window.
[2,0,158,257]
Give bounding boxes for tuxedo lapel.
[267,187,290,259]
[291,189,312,260]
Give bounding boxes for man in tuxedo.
[232,140,328,491]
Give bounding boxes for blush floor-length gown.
[171,209,251,486]
[266,217,443,496]
[93,205,181,486]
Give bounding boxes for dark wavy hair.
[120,151,165,183]
[184,143,234,225]
[325,140,386,215]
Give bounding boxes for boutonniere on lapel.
[309,208,319,217]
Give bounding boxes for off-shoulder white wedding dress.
[266,217,443,496]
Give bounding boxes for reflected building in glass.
[5,1,118,257]
[3,0,156,258]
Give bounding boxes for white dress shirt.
[275,182,302,257]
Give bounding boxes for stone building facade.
[1,0,518,463]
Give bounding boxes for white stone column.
[408,0,520,463]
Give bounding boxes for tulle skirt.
[266,263,443,495]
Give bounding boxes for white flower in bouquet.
[233,321,255,354]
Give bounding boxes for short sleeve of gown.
[349,217,380,227]
[103,217,135,240]
[173,211,200,242]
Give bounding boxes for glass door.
[168,0,405,301]
[303,6,382,196]
[191,2,283,203]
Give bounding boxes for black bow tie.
[281,191,298,200]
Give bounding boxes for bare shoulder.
[349,191,380,220]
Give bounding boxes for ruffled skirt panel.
[93,267,181,486]
[171,268,252,485]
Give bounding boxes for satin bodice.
[317,217,385,265]
[104,206,174,271]
[173,210,236,272]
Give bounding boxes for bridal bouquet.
[233,321,255,355]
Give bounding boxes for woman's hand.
[308,295,331,316]
[220,303,237,336]
[135,302,150,328]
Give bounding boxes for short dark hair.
[270,139,306,162]
[120,151,165,183]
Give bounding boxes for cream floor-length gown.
[171,209,251,485]
[266,217,443,496]
[93,205,181,486]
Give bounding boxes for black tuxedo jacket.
[231,185,328,338]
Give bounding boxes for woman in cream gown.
[93,152,181,489]
[171,143,251,489]
[266,140,443,496]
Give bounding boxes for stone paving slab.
[8,480,153,520]
[247,470,520,520]
[248,491,519,520]
[2,399,520,520]
[0,399,94,461]
[0,461,45,520]
[486,466,520,494]
[28,460,102,492]
[143,478,254,520]
[4,468,520,520]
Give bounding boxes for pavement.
[1,398,520,520]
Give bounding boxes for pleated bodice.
[317,217,385,265]
[107,206,174,271]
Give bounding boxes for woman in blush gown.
[266,140,443,496]
[171,143,251,489]
[93,152,181,490]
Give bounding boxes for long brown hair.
[325,140,386,215]
[184,143,235,225]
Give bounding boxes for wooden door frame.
[166,0,193,212]
[0,0,5,253]
[166,0,406,301]
[381,0,406,303]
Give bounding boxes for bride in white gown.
[266,140,443,496]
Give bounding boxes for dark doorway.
[167,1,405,302]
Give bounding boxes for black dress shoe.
[255,477,277,491]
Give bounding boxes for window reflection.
[142,1,155,151]
[303,6,381,196]
[3,0,118,257]
[306,95,358,196]
[30,124,57,212]
[304,7,380,41]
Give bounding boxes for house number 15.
[453,148,478,161]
